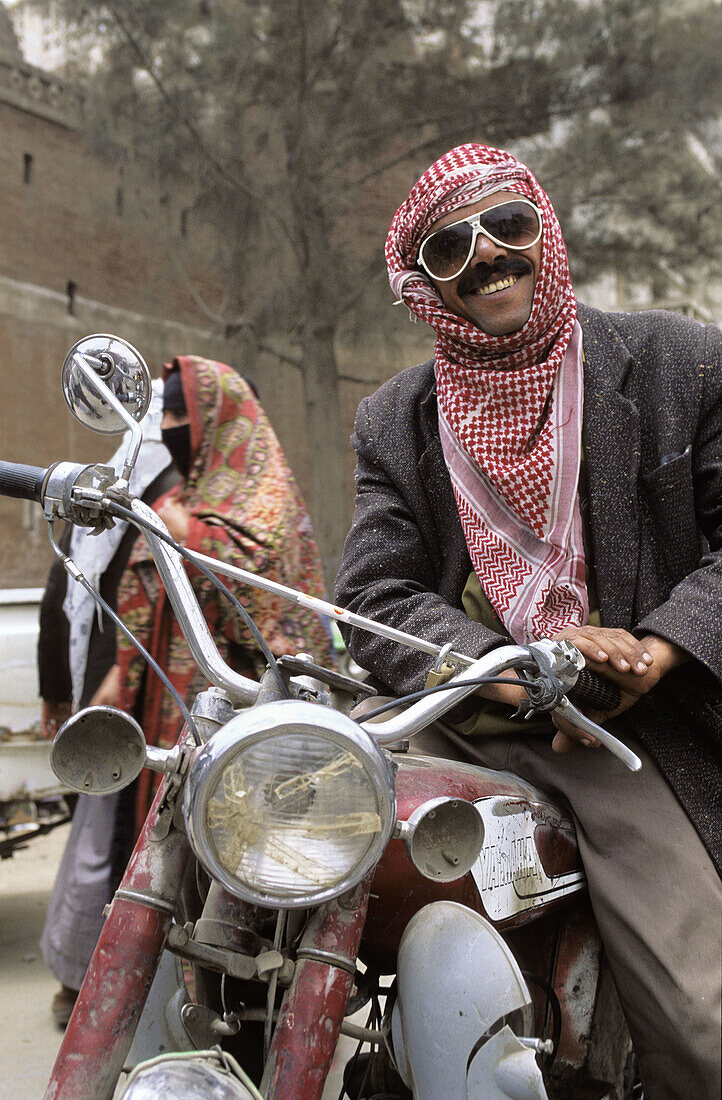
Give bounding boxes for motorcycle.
[0,590,73,859]
[0,335,642,1100]
[0,731,72,860]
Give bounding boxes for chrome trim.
[359,641,641,771]
[183,699,397,909]
[555,697,642,771]
[114,888,177,915]
[128,498,259,706]
[295,948,356,975]
[185,547,477,670]
[71,351,143,484]
[145,744,180,773]
[362,645,530,746]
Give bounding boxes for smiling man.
[335,144,721,1099]
[417,189,542,334]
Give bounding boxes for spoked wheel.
[623,1052,645,1100]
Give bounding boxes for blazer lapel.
[578,306,641,628]
[417,376,470,566]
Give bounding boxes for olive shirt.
[335,304,722,872]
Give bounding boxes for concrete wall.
[0,48,433,590]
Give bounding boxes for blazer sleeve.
[335,396,507,695]
[636,322,722,683]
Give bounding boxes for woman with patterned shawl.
[115,355,331,834]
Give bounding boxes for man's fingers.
[551,729,576,753]
[551,728,599,753]
[562,631,611,663]
[557,626,654,675]
[591,631,651,674]
[552,715,600,752]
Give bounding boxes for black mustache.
[457,256,532,295]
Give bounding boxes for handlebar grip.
[568,668,622,713]
[0,460,47,502]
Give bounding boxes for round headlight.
[183,700,396,908]
[122,1052,255,1099]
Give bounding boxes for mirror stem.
[72,352,142,486]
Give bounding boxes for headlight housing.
[122,1052,255,1099]
[183,700,396,908]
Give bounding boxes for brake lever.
[523,639,641,772]
[552,697,642,772]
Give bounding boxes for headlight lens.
[183,700,396,908]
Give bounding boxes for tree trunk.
[299,324,351,592]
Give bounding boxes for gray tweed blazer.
[335,304,722,870]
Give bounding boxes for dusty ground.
[0,823,68,1100]
[0,825,355,1100]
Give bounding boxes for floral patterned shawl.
[117,356,330,829]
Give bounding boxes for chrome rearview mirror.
[50,706,149,795]
[61,334,151,434]
[61,335,152,485]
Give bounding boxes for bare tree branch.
[106,0,300,255]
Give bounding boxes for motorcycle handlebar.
[568,667,621,713]
[0,456,640,770]
[360,647,641,772]
[0,460,48,502]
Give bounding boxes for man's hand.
[157,499,191,544]
[41,700,72,740]
[478,664,603,752]
[554,624,654,680]
[549,627,689,754]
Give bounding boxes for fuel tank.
[364,755,585,963]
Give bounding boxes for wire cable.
[105,498,291,700]
[358,675,547,722]
[521,970,562,1068]
[264,910,287,1060]
[47,521,202,746]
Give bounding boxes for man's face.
[423,189,542,336]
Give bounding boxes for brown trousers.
[408,723,722,1100]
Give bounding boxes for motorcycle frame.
[45,750,605,1100]
[36,451,632,1098]
[45,770,192,1100]
[45,728,374,1100]
[0,347,640,1100]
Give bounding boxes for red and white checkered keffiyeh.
[385,144,587,642]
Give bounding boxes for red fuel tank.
[363,754,584,967]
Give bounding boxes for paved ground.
[0,825,354,1099]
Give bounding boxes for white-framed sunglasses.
[417,198,543,282]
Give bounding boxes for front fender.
[391,901,547,1100]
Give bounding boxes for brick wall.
[0,50,435,591]
[0,71,326,587]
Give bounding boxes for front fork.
[44,775,191,1100]
[262,876,372,1100]
[45,772,370,1100]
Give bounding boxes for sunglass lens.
[482,202,540,247]
[422,222,473,279]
